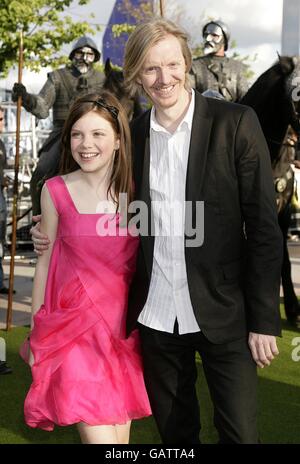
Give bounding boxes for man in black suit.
[122,19,283,443]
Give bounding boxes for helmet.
[202,20,230,51]
[69,36,101,62]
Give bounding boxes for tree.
[0,0,99,77]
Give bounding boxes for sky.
[0,0,292,93]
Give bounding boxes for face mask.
[72,47,95,74]
[203,24,225,55]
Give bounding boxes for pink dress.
[22,176,151,431]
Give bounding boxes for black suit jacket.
[127,91,283,343]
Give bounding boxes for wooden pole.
[6,29,23,331]
[159,0,165,17]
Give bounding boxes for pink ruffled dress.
[21,176,151,431]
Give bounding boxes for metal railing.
[1,101,52,245]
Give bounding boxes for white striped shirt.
[138,90,200,334]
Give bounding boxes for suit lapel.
[139,136,151,207]
[133,112,155,277]
[186,92,213,202]
[141,137,155,277]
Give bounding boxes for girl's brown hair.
[59,91,133,214]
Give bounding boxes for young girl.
[21,92,151,444]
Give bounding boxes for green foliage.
[0,0,99,77]
[231,50,257,80]
[111,0,153,40]
[117,0,154,22]
[111,24,136,38]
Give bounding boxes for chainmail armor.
[24,65,105,125]
[191,54,249,102]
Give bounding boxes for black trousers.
[139,323,258,444]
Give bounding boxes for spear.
[6,28,24,331]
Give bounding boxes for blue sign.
[102,0,154,68]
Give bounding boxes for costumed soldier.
[12,36,105,215]
[191,20,249,102]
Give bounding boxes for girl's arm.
[31,184,58,330]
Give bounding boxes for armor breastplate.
[51,67,105,124]
[192,55,246,102]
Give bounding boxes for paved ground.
[1,242,300,331]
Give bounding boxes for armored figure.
[12,36,105,215]
[191,20,249,102]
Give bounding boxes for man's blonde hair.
[124,18,192,97]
